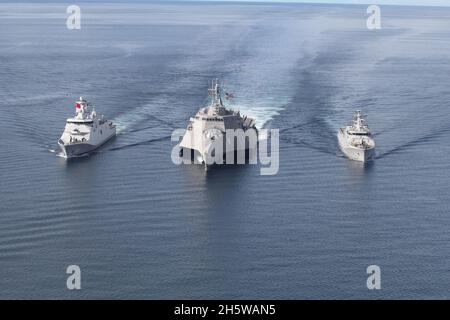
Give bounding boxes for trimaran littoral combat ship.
[179,79,257,171]
[58,97,116,158]
[338,111,376,162]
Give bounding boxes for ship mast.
[208,79,223,107]
[75,97,95,120]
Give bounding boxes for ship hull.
[58,132,115,158]
[180,144,257,170]
[180,127,258,170]
[338,130,375,163]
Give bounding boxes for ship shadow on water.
[181,160,258,178]
[342,157,375,179]
[180,149,259,186]
[178,157,259,223]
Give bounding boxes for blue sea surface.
[1,2,450,299]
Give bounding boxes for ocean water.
[1,2,450,299]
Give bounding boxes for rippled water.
[1,3,450,299]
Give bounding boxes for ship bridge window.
[67,121,93,126]
[349,132,370,136]
[202,117,223,122]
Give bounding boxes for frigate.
[58,97,116,158]
[338,111,375,162]
[179,79,257,170]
